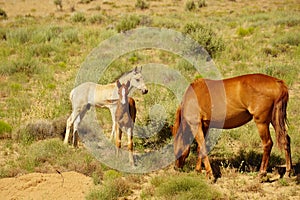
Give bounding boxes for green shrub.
[197,0,207,8]
[183,23,225,58]
[185,0,196,11]
[86,178,131,200]
[116,15,141,33]
[0,8,7,19]
[274,32,300,46]
[0,121,12,139]
[7,28,32,45]
[148,173,221,200]
[135,0,149,10]
[71,12,86,23]
[237,26,255,37]
[89,14,103,24]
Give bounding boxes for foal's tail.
[172,105,182,137]
[272,81,289,150]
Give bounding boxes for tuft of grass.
[0,7,8,19]
[0,121,12,139]
[236,26,255,37]
[185,0,196,11]
[71,12,86,23]
[86,178,131,200]
[145,173,221,200]
[135,0,149,10]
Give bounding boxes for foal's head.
[117,80,130,106]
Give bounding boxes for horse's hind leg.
[109,106,117,141]
[64,114,74,144]
[194,125,213,178]
[72,115,81,147]
[255,122,273,176]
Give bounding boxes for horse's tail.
[172,105,182,137]
[128,97,136,123]
[272,81,289,150]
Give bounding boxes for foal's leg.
[127,127,134,166]
[255,122,273,176]
[115,126,122,156]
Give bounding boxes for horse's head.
[130,66,148,94]
[117,80,130,105]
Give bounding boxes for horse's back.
[181,73,288,128]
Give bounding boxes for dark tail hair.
[172,105,182,137]
[272,82,289,150]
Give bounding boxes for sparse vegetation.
[135,0,149,10]
[0,0,300,199]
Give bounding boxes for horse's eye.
[136,79,140,82]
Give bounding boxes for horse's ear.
[116,80,121,88]
[134,66,138,74]
[126,80,130,88]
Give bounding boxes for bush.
[183,23,225,58]
[197,0,207,8]
[86,178,131,200]
[71,12,86,23]
[0,121,12,139]
[135,0,149,10]
[236,26,255,37]
[185,0,196,11]
[147,173,221,200]
[0,8,7,19]
[89,14,104,24]
[54,0,63,10]
[116,15,141,33]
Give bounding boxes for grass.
[142,172,221,200]
[0,0,300,199]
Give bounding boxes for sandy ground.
[0,171,94,200]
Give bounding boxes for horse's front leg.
[115,125,122,157]
[127,127,134,166]
[110,106,117,141]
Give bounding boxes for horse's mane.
[115,68,134,81]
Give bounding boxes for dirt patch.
[0,171,94,200]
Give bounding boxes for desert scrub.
[144,173,221,199]
[71,12,86,23]
[86,176,131,200]
[183,23,225,58]
[236,26,255,37]
[0,7,7,19]
[135,0,149,10]
[0,121,12,139]
[116,15,141,33]
[185,0,196,11]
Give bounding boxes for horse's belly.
[209,111,252,129]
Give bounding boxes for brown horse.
[115,80,137,166]
[172,73,292,179]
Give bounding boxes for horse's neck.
[118,74,134,92]
[116,101,129,119]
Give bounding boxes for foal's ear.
[116,80,121,88]
[126,80,130,88]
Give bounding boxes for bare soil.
[0,171,94,200]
